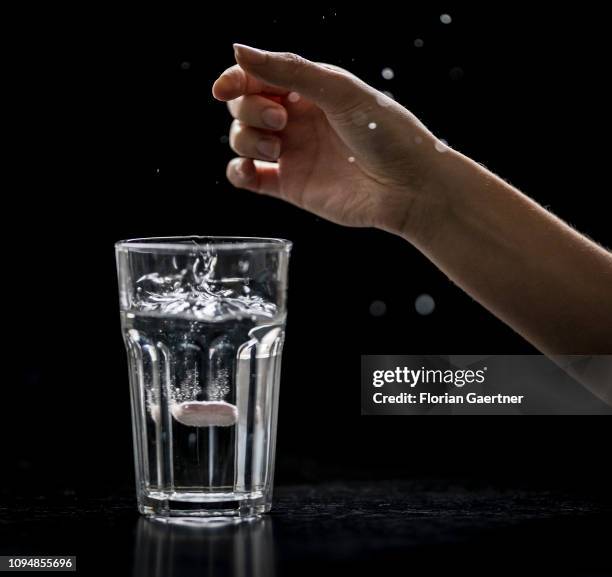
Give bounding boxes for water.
[123,311,284,511]
[121,249,285,514]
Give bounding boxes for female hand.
[213,44,443,241]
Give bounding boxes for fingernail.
[256,138,280,159]
[233,43,267,65]
[261,107,286,129]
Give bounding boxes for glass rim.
[115,235,292,253]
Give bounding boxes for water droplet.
[348,156,356,163]
[368,122,377,130]
[434,140,449,153]
[381,67,395,80]
[180,61,191,70]
[375,92,393,107]
[288,92,301,103]
[440,14,452,24]
[369,300,387,317]
[414,38,424,48]
[415,294,435,315]
[220,135,229,144]
[449,67,464,80]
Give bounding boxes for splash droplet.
[368,122,377,130]
[369,300,387,317]
[440,14,452,24]
[381,67,395,80]
[434,140,449,153]
[415,294,436,316]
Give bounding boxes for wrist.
[388,147,470,248]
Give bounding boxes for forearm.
[402,149,612,354]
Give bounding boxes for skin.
[212,44,612,401]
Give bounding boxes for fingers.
[227,95,287,131]
[227,158,280,197]
[229,120,281,161]
[233,44,364,115]
[212,64,287,102]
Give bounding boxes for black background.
[5,4,611,501]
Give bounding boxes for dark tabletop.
[1,481,611,576]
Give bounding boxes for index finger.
[212,64,288,102]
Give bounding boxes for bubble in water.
[440,14,452,24]
[149,403,161,425]
[368,122,377,130]
[381,67,395,80]
[415,294,435,315]
[414,38,424,48]
[287,92,301,103]
[369,300,387,317]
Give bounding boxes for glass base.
[139,490,271,519]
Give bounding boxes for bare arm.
[212,44,612,360]
[407,149,612,355]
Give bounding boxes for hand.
[212,44,444,239]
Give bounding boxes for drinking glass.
[116,236,291,518]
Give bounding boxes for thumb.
[233,44,363,115]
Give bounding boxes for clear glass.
[116,236,291,518]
